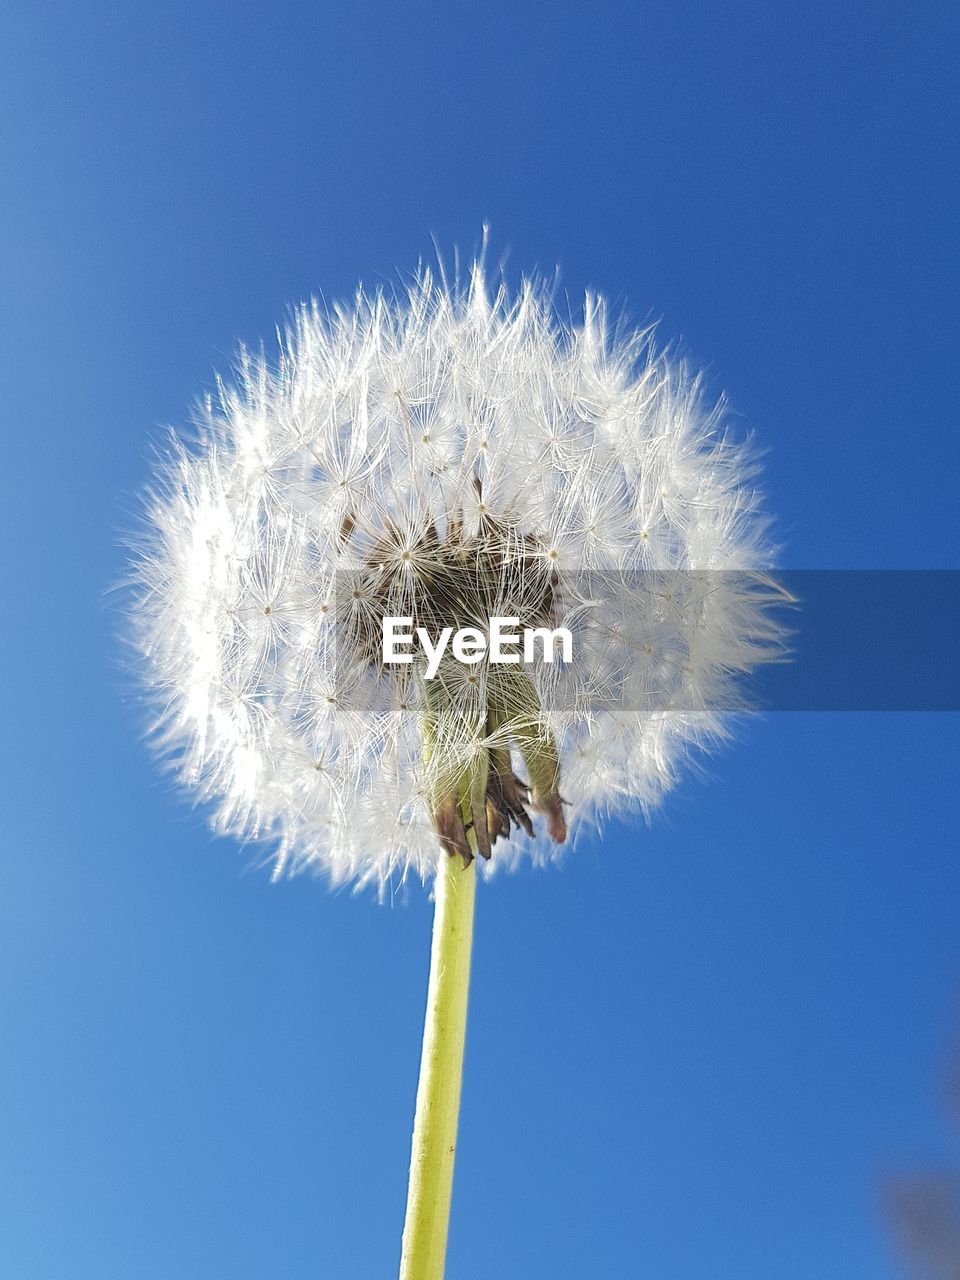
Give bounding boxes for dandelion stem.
[399,848,477,1280]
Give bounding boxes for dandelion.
[131,251,785,1278]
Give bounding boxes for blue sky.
[2,2,958,1276]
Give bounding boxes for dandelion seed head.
[130,257,784,893]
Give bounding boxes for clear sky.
[2,2,958,1277]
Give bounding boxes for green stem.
[399,847,477,1280]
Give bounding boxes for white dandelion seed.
[130,257,785,895]
[129,247,789,1280]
